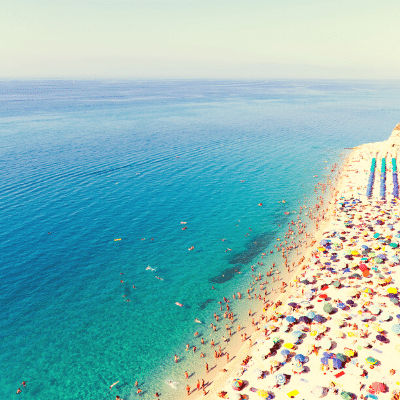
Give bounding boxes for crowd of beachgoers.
[163,125,400,400]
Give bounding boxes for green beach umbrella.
[323,303,333,314]
[332,281,341,288]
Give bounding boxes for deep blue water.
[1,79,400,399]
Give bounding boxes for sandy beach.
[171,124,400,400]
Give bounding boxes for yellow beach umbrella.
[284,343,294,349]
[344,349,355,357]
[351,250,359,256]
[388,287,398,294]
[309,330,318,337]
[257,389,270,398]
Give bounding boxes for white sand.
[187,125,400,400]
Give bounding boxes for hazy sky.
[2,0,400,79]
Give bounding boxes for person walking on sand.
[206,362,209,373]
[185,371,189,379]
[197,380,201,391]
[186,385,191,396]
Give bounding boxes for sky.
[1,0,400,79]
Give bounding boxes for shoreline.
[170,153,348,399]
[174,124,400,400]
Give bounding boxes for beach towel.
[335,371,345,378]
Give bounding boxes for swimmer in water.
[155,276,164,281]
[167,380,178,389]
[195,318,202,323]
[109,381,119,390]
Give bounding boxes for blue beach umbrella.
[307,311,316,319]
[294,354,306,363]
[275,373,286,386]
[320,357,329,365]
[299,316,310,324]
[337,302,346,309]
[281,349,290,356]
[314,314,325,323]
[286,316,297,323]
[292,330,303,338]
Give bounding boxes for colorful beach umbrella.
[286,316,297,323]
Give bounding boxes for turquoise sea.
[1,80,400,399]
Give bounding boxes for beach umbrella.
[391,324,400,334]
[309,330,318,337]
[252,368,263,377]
[370,382,385,394]
[319,293,328,299]
[275,373,286,386]
[297,323,307,332]
[257,389,270,399]
[344,349,355,357]
[320,338,332,350]
[336,353,347,362]
[334,330,345,338]
[341,312,350,319]
[388,293,397,298]
[369,305,380,315]
[284,343,294,349]
[286,316,297,323]
[340,391,352,400]
[364,288,373,294]
[269,359,280,367]
[337,302,346,309]
[323,303,333,314]
[232,379,243,390]
[292,361,304,372]
[379,312,391,321]
[299,316,310,324]
[288,302,299,308]
[376,335,387,343]
[291,330,303,339]
[311,386,325,398]
[347,288,360,297]
[314,314,325,323]
[294,354,306,363]
[329,358,342,369]
[281,349,290,356]
[334,318,345,327]
[391,298,399,304]
[388,287,398,294]
[332,280,341,288]
[366,357,377,365]
[307,311,316,319]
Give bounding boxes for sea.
[1,79,400,400]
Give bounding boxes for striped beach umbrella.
[275,373,286,386]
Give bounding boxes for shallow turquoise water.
[1,80,400,399]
